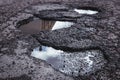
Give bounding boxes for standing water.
[19,19,74,34]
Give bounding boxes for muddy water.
[19,19,74,34]
[19,19,55,34]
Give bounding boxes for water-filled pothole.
[31,46,106,76]
[19,19,74,34]
[20,7,101,76]
[19,19,55,34]
[25,17,106,76]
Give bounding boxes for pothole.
[31,46,107,77]
[18,19,74,34]
[74,9,98,15]
[24,16,106,77]
[18,6,102,77]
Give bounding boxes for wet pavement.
[0,0,120,80]
[31,46,106,76]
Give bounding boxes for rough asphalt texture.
[0,0,120,80]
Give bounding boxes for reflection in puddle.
[19,19,74,34]
[31,46,62,60]
[52,21,74,30]
[19,19,55,34]
[31,46,106,76]
[74,9,98,15]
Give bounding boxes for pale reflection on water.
[52,21,74,30]
[74,9,98,15]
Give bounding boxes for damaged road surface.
[31,46,106,77]
[0,0,120,80]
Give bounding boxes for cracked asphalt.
[0,0,120,80]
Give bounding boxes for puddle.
[19,19,55,34]
[19,19,74,34]
[31,46,106,76]
[74,9,98,15]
